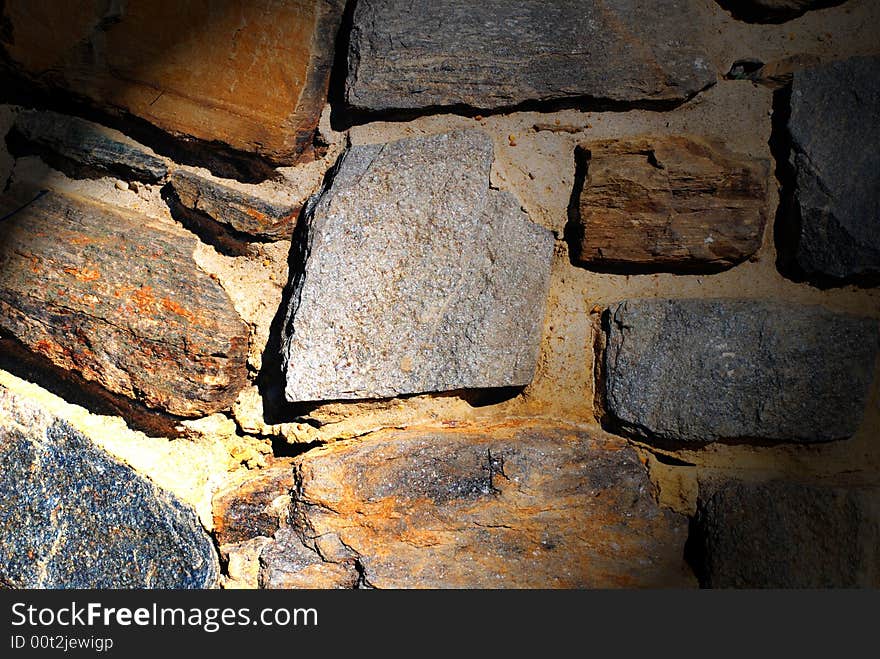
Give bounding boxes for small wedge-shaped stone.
[0,386,218,588]
[346,0,716,113]
[0,191,249,417]
[694,479,880,587]
[169,169,301,241]
[788,56,880,279]
[574,135,768,271]
[282,130,554,402]
[258,426,691,588]
[604,299,878,444]
[8,109,170,182]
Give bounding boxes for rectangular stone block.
[574,135,768,271]
[345,0,715,113]
[604,298,878,444]
[788,56,880,279]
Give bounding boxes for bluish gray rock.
[0,386,218,589]
[281,130,554,402]
[345,0,715,113]
[604,298,878,444]
[788,56,880,279]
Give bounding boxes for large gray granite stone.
[281,130,554,402]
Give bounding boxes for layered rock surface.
[0,385,218,588]
[345,0,715,113]
[8,109,170,182]
[282,130,554,402]
[573,135,768,271]
[0,190,249,417]
[258,426,691,588]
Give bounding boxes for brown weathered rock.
[0,0,344,170]
[573,136,768,271]
[169,169,301,242]
[0,190,249,417]
[259,426,691,588]
[213,463,295,546]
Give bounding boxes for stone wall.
[1,0,878,589]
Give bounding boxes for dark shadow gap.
[333,86,715,132]
[0,334,186,437]
[161,183,265,257]
[0,74,278,183]
[714,0,845,24]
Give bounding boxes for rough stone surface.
[788,56,880,279]
[721,0,845,22]
[169,169,301,241]
[345,0,716,113]
[574,135,768,271]
[282,130,554,402]
[213,463,295,546]
[0,385,218,588]
[694,479,880,587]
[258,426,691,588]
[260,528,359,589]
[0,0,345,168]
[8,109,170,182]
[0,190,249,417]
[604,298,878,444]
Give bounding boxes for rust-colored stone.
[0,0,344,168]
[0,190,249,417]
[213,462,295,546]
[573,135,768,271]
[260,425,692,588]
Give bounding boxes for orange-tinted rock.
[213,462,295,546]
[0,0,344,170]
[0,190,249,417]
[260,425,692,588]
[573,135,768,272]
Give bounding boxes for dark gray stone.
[345,0,716,113]
[281,129,554,402]
[604,298,878,444]
[8,109,169,182]
[0,386,218,589]
[788,56,880,279]
[169,169,301,242]
[694,479,880,588]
